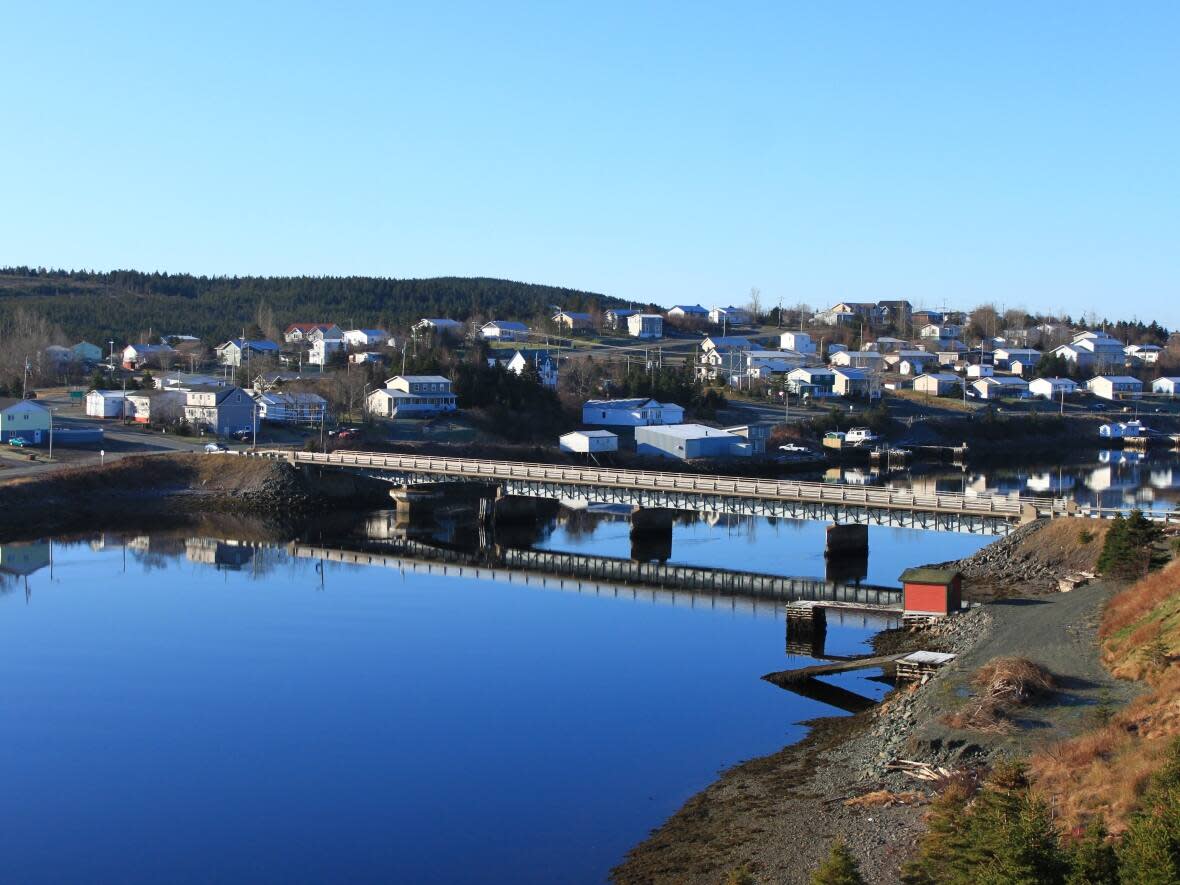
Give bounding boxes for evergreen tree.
[1065,819,1118,885]
[811,840,865,885]
[1118,740,1180,883]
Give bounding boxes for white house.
[1152,377,1180,397]
[701,336,752,353]
[831,367,871,398]
[1029,377,1079,400]
[85,389,129,418]
[708,306,751,326]
[581,398,684,427]
[250,391,328,424]
[627,313,664,339]
[913,373,960,396]
[284,323,341,343]
[1126,344,1163,365]
[349,351,386,365]
[666,304,709,321]
[215,338,280,367]
[490,349,559,389]
[779,332,816,354]
[414,318,464,335]
[121,343,175,370]
[343,329,390,348]
[1087,375,1144,401]
[786,366,836,398]
[829,349,886,371]
[971,376,1029,400]
[921,323,962,340]
[867,336,907,354]
[1052,331,1127,372]
[480,321,529,342]
[604,309,637,330]
[993,348,1042,371]
[559,430,618,454]
[125,390,186,425]
[967,364,995,379]
[367,375,458,418]
[0,398,51,444]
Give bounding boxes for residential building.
[184,386,255,436]
[920,323,962,341]
[723,423,772,455]
[875,300,913,329]
[701,336,752,353]
[708,305,752,326]
[1086,375,1144,401]
[160,373,228,391]
[635,424,752,459]
[627,313,664,339]
[284,323,342,343]
[366,376,458,418]
[479,321,529,341]
[829,349,886,371]
[343,329,390,348]
[349,351,386,365]
[71,341,103,364]
[0,398,51,444]
[1008,358,1039,378]
[911,309,944,328]
[816,302,875,326]
[832,367,871,397]
[786,366,836,398]
[1152,377,1180,397]
[897,355,933,376]
[867,336,907,354]
[666,304,709,321]
[308,335,346,366]
[913,373,961,396]
[250,391,328,424]
[603,309,637,330]
[779,332,816,354]
[1125,343,1163,365]
[490,349,559,389]
[743,350,809,379]
[215,338,280,367]
[125,390,185,424]
[559,430,618,454]
[992,347,1042,371]
[85,389,129,418]
[581,398,684,427]
[552,310,595,332]
[1029,377,1079,400]
[1052,331,1127,372]
[972,376,1030,400]
[121,343,175,370]
[966,364,995,379]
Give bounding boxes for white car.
[779,443,811,453]
[204,442,228,453]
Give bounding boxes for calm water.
[0,513,989,884]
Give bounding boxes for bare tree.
[747,287,763,323]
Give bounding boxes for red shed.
[899,567,962,617]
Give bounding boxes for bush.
[811,840,865,885]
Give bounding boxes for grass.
[943,657,1057,734]
[1030,558,1180,833]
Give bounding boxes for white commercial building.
[581,398,684,427]
[626,313,664,339]
[559,430,619,454]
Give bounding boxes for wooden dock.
[762,653,907,686]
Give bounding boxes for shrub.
[1097,511,1164,578]
[810,840,865,885]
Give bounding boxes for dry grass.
[1030,559,1180,833]
[943,698,1014,734]
[844,789,926,808]
[974,656,1057,704]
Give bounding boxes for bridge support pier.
[492,492,560,525]
[629,507,674,563]
[825,523,868,557]
[785,601,827,657]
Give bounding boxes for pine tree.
[811,840,865,885]
[1065,819,1118,885]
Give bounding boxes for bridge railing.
[254,448,1046,517]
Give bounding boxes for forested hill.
[0,268,622,343]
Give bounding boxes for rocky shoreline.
[614,518,1116,884]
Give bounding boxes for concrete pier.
[825,523,869,557]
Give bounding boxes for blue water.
[0,516,983,884]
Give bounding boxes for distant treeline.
[0,268,622,345]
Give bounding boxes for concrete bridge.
[251,449,1071,534]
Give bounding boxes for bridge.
[250,449,1076,534]
[289,534,903,609]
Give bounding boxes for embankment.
[0,454,391,540]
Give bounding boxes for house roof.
[285,323,336,332]
[639,423,735,440]
[1091,375,1142,384]
[484,320,528,330]
[220,338,279,351]
[563,430,617,438]
[899,567,960,585]
[832,367,869,379]
[87,389,129,398]
[554,311,593,320]
[584,398,682,411]
[917,373,960,382]
[348,328,389,337]
[670,304,708,313]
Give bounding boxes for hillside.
[0,268,623,343]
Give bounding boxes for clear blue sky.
[3,2,1178,326]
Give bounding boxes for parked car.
[779,443,811,453]
[1089,403,1108,412]
[204,442,228,453]
[231,429,252,441]
[7,437,29,447]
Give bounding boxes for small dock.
[763,653,907,685]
